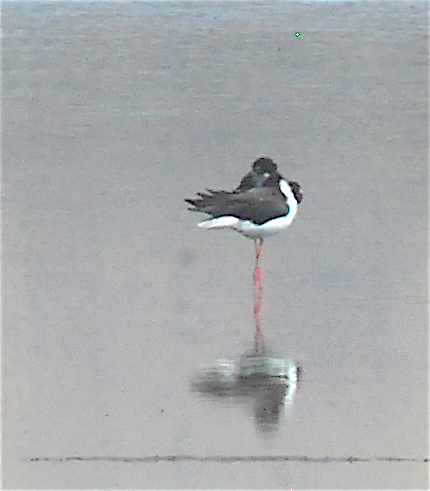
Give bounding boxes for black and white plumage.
[185,157,302,239]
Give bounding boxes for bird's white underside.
[197,179,299,239]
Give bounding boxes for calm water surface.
[3,1,428,488]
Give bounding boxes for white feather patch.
[235,216,295,238]
[279,179,298,223]
[198,216,240,229]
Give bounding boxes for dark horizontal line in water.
[29,455,429,464]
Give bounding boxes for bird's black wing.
[185,187,288,225]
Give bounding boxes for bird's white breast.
[279,179,298,222]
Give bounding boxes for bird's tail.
[198,217,239,229]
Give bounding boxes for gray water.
[3,1,428,488]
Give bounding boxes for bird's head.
[250,157,281,187]
[252,157,278,175]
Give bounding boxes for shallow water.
[3,1,428,488]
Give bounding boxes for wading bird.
[185,157,302,351]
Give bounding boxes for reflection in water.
[191,348,300,432]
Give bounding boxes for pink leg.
[253,238,265,353]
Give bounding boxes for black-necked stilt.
[185,157,302,351]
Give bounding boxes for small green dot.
[295,32,301,38]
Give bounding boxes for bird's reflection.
[191,347,300,432]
